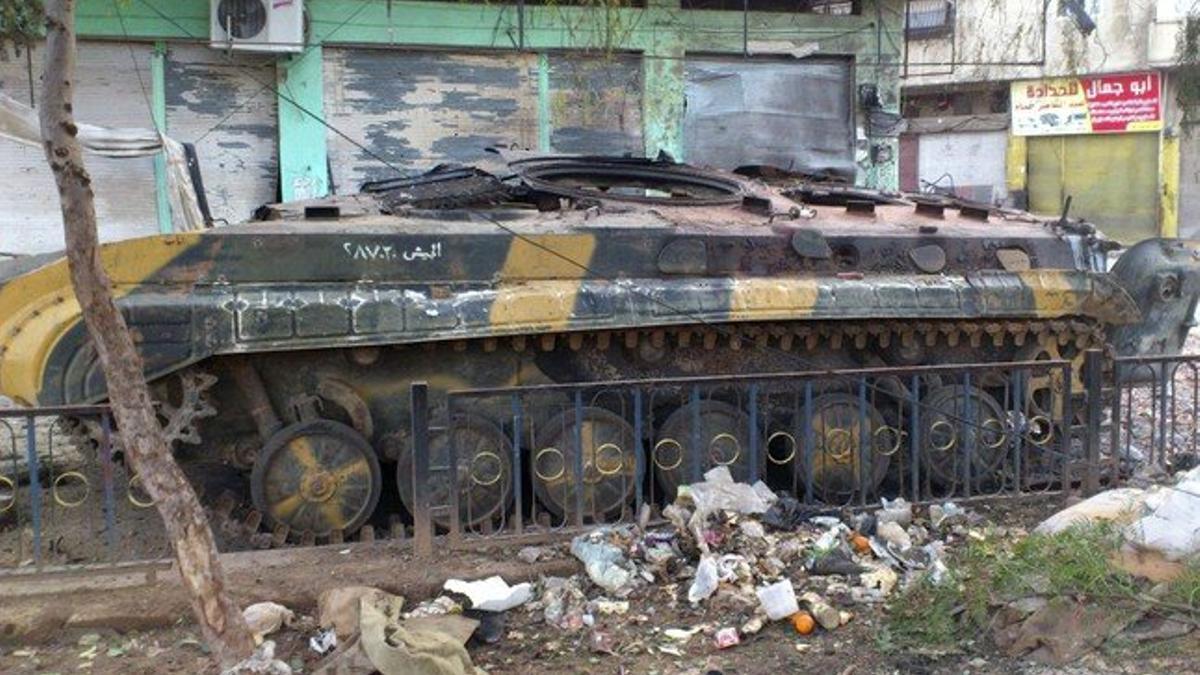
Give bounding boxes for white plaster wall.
[904,0,1168,87]
[916,129,1009,204]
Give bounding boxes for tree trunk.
[38,0,254,667]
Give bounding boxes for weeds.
[883,523,1200,654]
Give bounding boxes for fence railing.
[407,357,1081,553]
[0,406,170,571]
[1108,353,1200,477]
[5,349,1198,567]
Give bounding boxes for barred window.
[906,0,954,39]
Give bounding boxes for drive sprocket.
[63,368,219,453]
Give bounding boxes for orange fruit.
[850,533,871,555]
[791,611,815,635]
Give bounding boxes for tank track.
[193,316,1105,550]
[474,318,1103,355]
[49,318,1104,550]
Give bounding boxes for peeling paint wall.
[0,42,159,255]
[323,48,539,189]
[904,0,1165,86]
[548,53,643,155]
[1179,123,1200,238]
[165,46,279,225]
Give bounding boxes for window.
[680,0,858,14]
[906,0,954,39]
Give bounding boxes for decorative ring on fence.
[708,433,742,466]
[469,451,504,487]
[51,471,90,508]
[653,438,684,471]
[0,474,14,513]
[823,428,854,462]
[127,473,155,508]
[766,431,797,465]
[533,447,566,482]
[930,420,958,452]
[981,418,1009,449]
[874,426,905,456]
[1028,416,1054,446]
[593,443,626,476]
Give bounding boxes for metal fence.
[6,349,1199,567]
[407,358,1081,554]
[0,406,170,570]
[1107,353,1200,477]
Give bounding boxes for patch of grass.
[986,522,1139,601]
[1160,562,1200,611]
[883,523,1159,653]
[879,573,968,653]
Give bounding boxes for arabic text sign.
[1011,72,1161,136]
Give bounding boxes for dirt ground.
[3,496,1197,675]
[4,333,1200,674]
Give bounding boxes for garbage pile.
[332,465,975,663]
[551,467,981,649]
[228,467,990,673]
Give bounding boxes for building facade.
[0,0,906,255]
[900,0,1196,241]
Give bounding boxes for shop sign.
[1011,72,1162,136]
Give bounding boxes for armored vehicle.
[1,154,1197,539]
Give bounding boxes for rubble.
[1035,465,1200,580]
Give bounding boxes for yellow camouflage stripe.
[0,234,199,405]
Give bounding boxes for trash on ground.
[688,555,720,604]
[318,586,384,640]
[875,520,912,551]
[443,576,532,612]
[800,592,841,631]
[571,527,637,595]
[756,579,800,620]
[713,626,740,649]
[309,629,338,656]
[663,626,705,641]
[877,497,913,528]
[357,589,481,675]
[516,546,544,564]
[242,602,296,644]
[790,611,815,635]
[221,640,292,675]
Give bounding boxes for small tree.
[36,0,254,666]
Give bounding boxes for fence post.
[1083,349,1104,496]
[24,415,41,567]
[410,382,433,557]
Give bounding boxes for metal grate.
[906,0,954,39]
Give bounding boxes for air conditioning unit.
[211,0,304,53]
